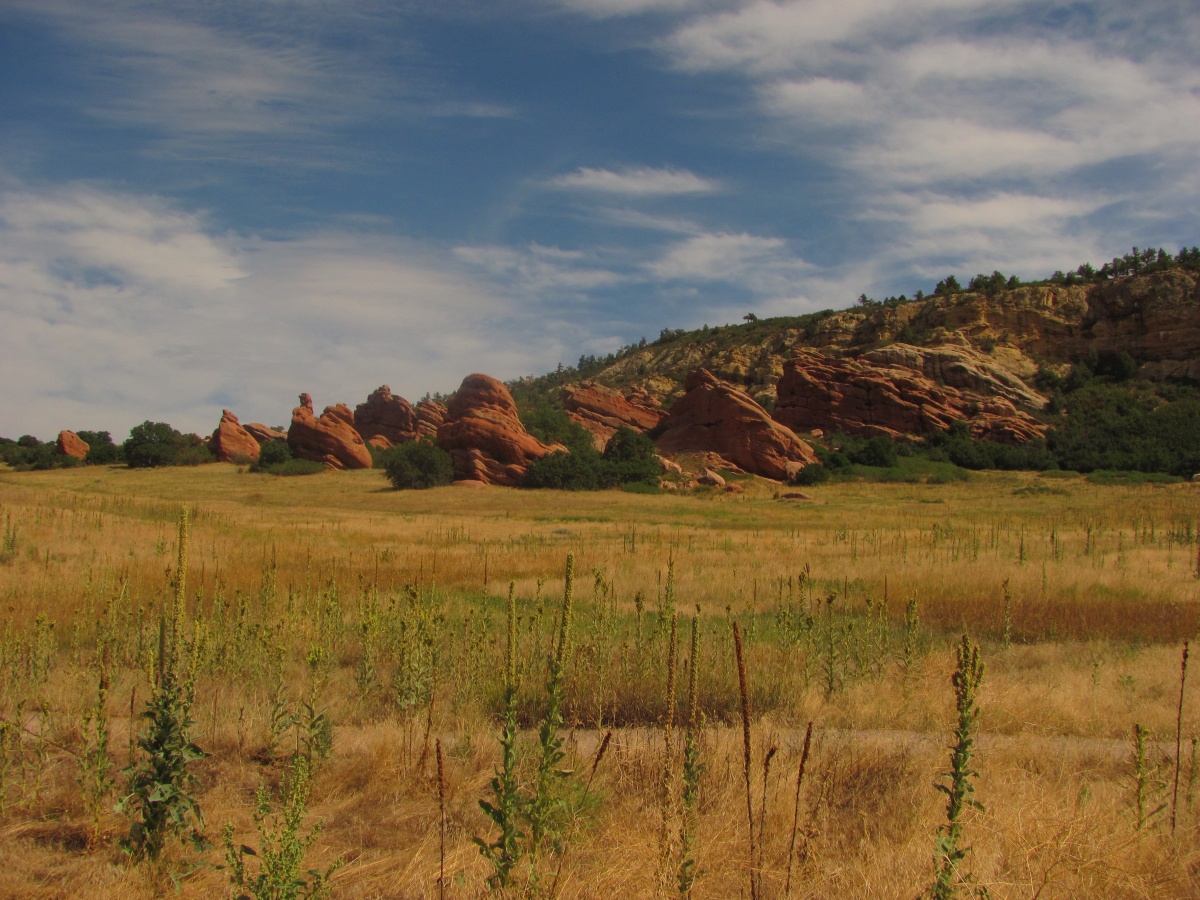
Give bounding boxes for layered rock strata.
[209,409,261,462]
[436,374,558,485]
[773,347,1046,443]
[355,385,419,450]
[288,396,373,469]
[654,369,818,480]
[563,382,664,450]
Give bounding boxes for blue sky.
[2,0,1198,439]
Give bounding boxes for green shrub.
[849,436,899,468]
[77,431,122,465]
[524,449,610,490]
[525,426,660,491]
[791,464,830,486]
[258,439,293,468]
[123,421,213,468]
[602,427,660,486]
[263,459,327,477]
[381,440,454,489]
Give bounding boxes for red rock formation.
[355,385,419,448]
[415,400,447,439]
[55,430,89,460]
[243,422,286,445]
[563,382,664,450]
[436,374,559,485]
[287,395,373,470]
[773,348,1046,443]
[654,369,818,480]
[209,410,261,462]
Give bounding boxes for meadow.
[0,463,1198,898]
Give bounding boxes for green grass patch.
[256,459,327,477]
[834,456,971,484]
[1085,470,1184,486]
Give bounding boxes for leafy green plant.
[678,610,704,897]
[475,583,524,889]
[117,509,206,861]
[929,635,986,899]
[223,755,341,900]
[381,440,454,489]
[79,642,115,848]
[527,553,576,857]
[1132,723,1165,831]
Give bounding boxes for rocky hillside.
[13,261,1198,485]
[539,268,1200,412]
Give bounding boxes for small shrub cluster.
[524,426,660,491]
[0,431,124,470]
[381,440,454,489]
[123,421,214,469]
[251,440,326,477]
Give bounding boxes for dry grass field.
[1,463,1199,898]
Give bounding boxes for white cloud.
[652,0,1200,289]
[0,183,582,439]
[9,0,503,164]
[552,0,717,19]
[453,243,625,293]
[647,231,813,300]
[548,166,720,195]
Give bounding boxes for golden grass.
[0,464,1199,897]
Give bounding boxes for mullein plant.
[930,635,986,899]
[475,583,525,889]
[118,508,207,862]
[677,609,704,897]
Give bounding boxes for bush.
[381,440,454,489]
[524,449,610,490]
[849,436,899,468]
[123,421,213,468]
[262,458,326,477]
[602,427,660,486]
[791,464,830,486]
[77,431,122,465]
[525,426,661,491]
[520,406,595,454]
[253,439,293,471]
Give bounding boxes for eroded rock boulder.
[355,385,419,449]
[563,382,664,450]
[288,396,373,469]
[437,374,558,485]
[55,430,89,460]
[415,400,447,440]
[209,410,261,462]
[654,369,818,480]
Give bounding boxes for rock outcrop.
[654,369,819,480]
[55,430,89,460]
[437,374,558,485]
[355,385,419,450]
[243,422,287,445]
[773,347,1046,443]
[288,396,373,470]
[209,409,262,462]
[563,382,664,450]
[415,400,447,440]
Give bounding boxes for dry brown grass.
[1,464,1199,897]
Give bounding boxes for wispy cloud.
[9,0,503,165]
[0,182,581,438]
[651,0,1200,285]
[548,166,720,195]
